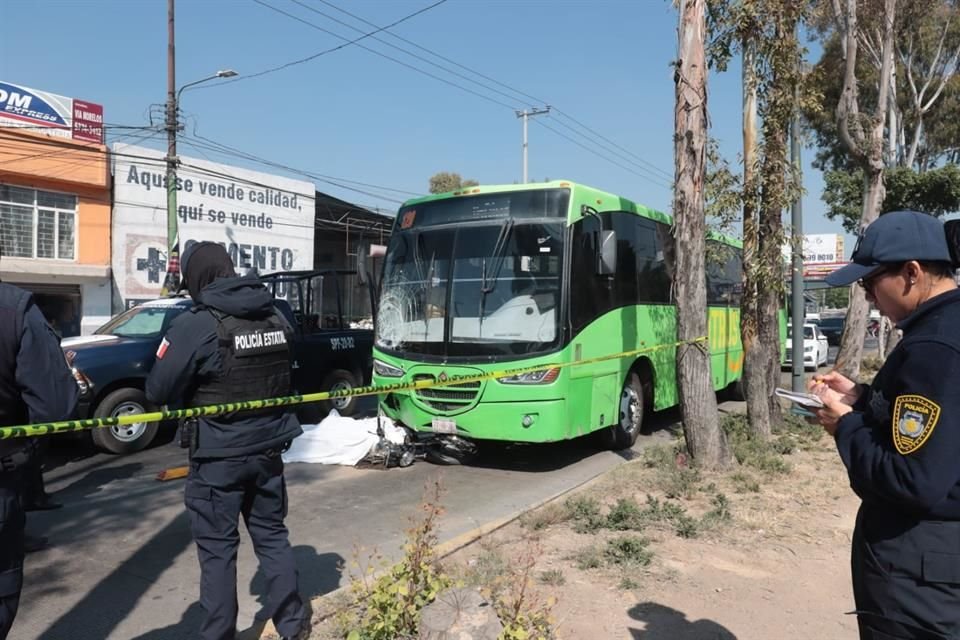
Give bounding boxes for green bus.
[371,181,745,451]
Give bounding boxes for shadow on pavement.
[628,602,737,639]
[129,602,205,640]
[36,511,194,640]
[249,545,344,619]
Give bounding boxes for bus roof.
[398,180,742,249]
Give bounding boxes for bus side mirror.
[597,230,617,275]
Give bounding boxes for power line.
[179,136,407,207]
[249,0,517,110]
[185,131,419,198]
[533,120,673,190]
[288,0,526,108]
[190,0,449,91]
[314,0,674,182]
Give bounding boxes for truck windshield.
[377,221,564,357]
[95,305,185,338]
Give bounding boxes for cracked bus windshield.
[376,190,566,358]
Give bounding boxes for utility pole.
[790,57,805,392]
[161,0,179,296]
[515,106,550,183]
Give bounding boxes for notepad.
[774,387,825,409]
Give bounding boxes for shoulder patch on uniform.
[156,338,170,360]
[892,394,941,455]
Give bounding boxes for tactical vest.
[191,309,292,408]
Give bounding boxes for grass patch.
[619,574,642,590]
[461,543,510,588]
[722,413,792,475]
[572,546,605,570]
[565,494,606,534]
[604,535,654,567]
[606,497,647,531]
[538,568,566,586]
[730,471,761,493]
[520,502,570,531]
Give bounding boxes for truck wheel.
[599,371,646,451]
[91,388,159,455]
[321,369,360,417]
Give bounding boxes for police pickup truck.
[62,270,374,454]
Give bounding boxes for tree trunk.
[673,0,730,470]
[740,38,772,438]
[833,0,897,380]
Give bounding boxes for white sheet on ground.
[282,410,407,466]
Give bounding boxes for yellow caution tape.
[0,336,708,440]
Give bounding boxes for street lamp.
[160,69,238,296]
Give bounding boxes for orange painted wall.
[0,130,110,265]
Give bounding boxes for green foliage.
[706,138,744,236]
[722,413,792,474]
[824,286,849,309]
[564,495,606,534]
[604,536,654,567]
[804,2,960,172]
[344,482,452,640]
[731,471,762,493]
[485,542,556,640]
[428,171,479,194]
[605,497,647,531]
[823,166,960,232]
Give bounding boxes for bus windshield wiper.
[480,219,515,294]
[479,220,515,328]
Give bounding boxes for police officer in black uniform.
[146,241,305,640]
[811,211,960,640]
[0,279,78,639]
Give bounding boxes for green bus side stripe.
[0,337,707,440]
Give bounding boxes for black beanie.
[181,241,235,301]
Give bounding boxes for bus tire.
[320,369,359,417]
[724,378,745,402]
[601,371,646,450]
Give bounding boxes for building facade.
[111,143,316,310]
[0,81,109,336]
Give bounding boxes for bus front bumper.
[378,392,569,443]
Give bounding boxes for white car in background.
[784,323,829,371]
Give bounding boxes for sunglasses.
[857,263,902,292]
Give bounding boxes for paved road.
[15,398,684,640]
[15,339,876,640]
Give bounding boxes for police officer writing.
[0,279,78,639]
[146,241,306,640]
[809,211,960,640]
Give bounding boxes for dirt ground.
[309,420,863,640]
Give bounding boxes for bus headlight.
[373,359,404,378]
[497,368,560,385]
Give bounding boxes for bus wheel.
[601,371,645,450]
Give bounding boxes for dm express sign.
[112,143,315,307]
[0,81,103,143]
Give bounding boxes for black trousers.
[0,472,25,640]
[852,505,960,640]
[184,453,304,640]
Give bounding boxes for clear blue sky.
[0,0,851,253]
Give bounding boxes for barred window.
[0,185,77,260]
